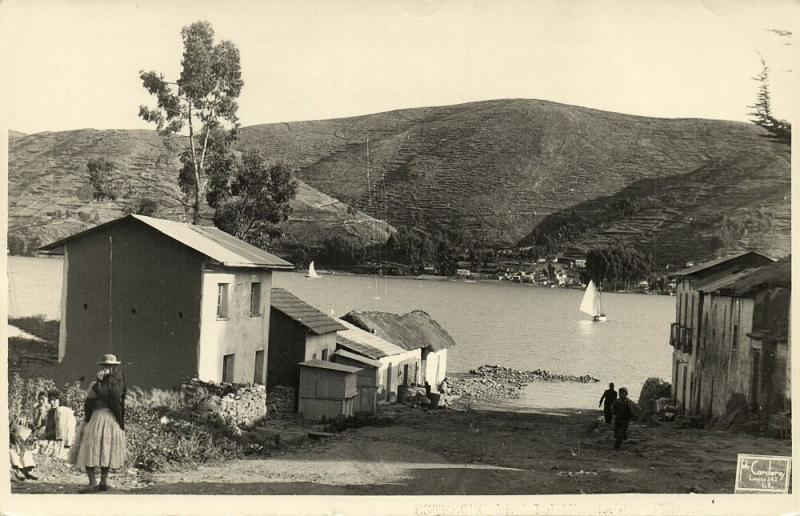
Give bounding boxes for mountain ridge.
[8,98,791,264]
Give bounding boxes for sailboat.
[579,280,607,322]
[305,261,321,279]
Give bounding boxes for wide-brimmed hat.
[96,353,121,365]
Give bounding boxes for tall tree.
[749,56,791,144]
[138,21,244,223]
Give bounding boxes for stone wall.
[267,385,297,417]
[180,379,266,427]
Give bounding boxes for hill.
[237,99,790,262]
[8,99,791,264]
[8,129,392,257]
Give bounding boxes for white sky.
[0,0,796,134]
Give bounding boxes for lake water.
[7,256,674,409]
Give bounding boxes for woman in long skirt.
[70,354,127,493]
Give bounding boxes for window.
[321,349,329,361]
[254,350,264,384]
[222,354,235,383]
[250,282,262,316]
[732,324,738,349]
[312,352,317,360]
[217,283,230,319]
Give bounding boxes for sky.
[0,0,796,134]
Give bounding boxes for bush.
[124,387,243,471]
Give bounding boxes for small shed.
[333,349,382,415]
[298,360,361,421]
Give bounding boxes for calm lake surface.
[7,256,674,409]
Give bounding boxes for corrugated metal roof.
[39,215,293,269]
[697,269,756,293]
[342,310,456,352]
[672,252,772,278]
[697,257,790,296]
[335,319,408,359]
[717,257,790,297]
[298,359,361,374]
[333,349,382,368]
[270,288,347,335]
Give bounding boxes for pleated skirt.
[69,408,126,469]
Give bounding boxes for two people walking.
[598,382,639,450]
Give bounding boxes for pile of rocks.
[470,364,599,384]
[267,385,297,417]
[180,379,267,427]
[447,376,524,400]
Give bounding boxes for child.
[10,424,38,481]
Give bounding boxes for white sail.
[306,261,321,278]
[579,280,601,316]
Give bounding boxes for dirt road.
[12,405,791,495]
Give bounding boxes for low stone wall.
[267,385,297,417]
[180,379,266,427]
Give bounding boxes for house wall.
[672,278,697,410]
[56,221,204,389]
[696,294,755,418]
[423,348,448,388]
[376,348,422,403]
[198,267,272,384]
[303,333,337,361]
[266,311,338,389]
[751,287,791,413]
[266,310,308,389]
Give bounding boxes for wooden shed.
[298,360,361,420]
[333,349,382,415]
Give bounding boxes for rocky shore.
[448,365,599,401]
[470,364,599,384]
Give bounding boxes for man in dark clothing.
[598,383,617,424]
[611,387,638,450]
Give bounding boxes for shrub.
[125,402,242,471]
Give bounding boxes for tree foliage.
[210,150,298,248]
[138,21,244,222]
[585,244,654,291]
[749,56,791,144]
[87,158,130,201]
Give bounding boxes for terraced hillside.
[238,99,791,258]
[520,143,791,264]
[8,129,392,255]
[9,99,791,264]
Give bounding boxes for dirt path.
[12,406,791,495]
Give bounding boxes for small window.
[250,282,262,316]
[312,352,317,360]
[732,324,738,349]
[321,349,329,361]
[254,350,264,384]
[217,283,230,319]
[222,353,235,383]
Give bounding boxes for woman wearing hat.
[69,354,127,493]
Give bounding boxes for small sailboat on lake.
[580,280,607,322]
[305,261,321,279]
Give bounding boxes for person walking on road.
[611,387,639,450]
[598,382,617,424]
